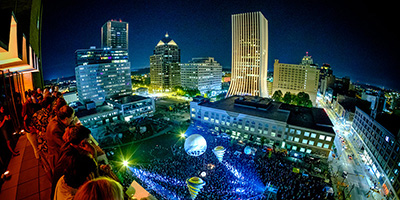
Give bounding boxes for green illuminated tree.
[272,90,283,102]
[283,92,295,104]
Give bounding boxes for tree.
[260,136,267,147]
[272,90,283,102]
[294,92,312,107]
[283,92,295,104]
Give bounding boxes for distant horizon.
[42,1,399,91]
[44,68,397,92]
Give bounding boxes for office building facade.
[150,33,181,91]
[272,54,320,105]
[227,11,268,97]
[106,95,155,122]
[75,47,131,106]
[180,57,222,94]
[101,20,129,49]
[190,96,335,157]
[351,107,400,199]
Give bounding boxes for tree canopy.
[272,90,312,108]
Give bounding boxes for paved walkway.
[0,135,51,200]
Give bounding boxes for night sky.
[41,0,399,91]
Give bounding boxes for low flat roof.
[75,105,116,118]
[199,96,335,134]
[108,95,149,104]
[199,96,290,122]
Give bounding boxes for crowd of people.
[2,86,336,200]
[121,123,335,200]
[2,86,124,200]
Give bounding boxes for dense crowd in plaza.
[122,124,335,200]
[1,87,335,200]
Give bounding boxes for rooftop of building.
[198,96,335,134]
[279,104,335,133]
[338,96,371,113]
[156,33,177,46]
[188,57,216,63]
[107,95,149,105]
[75,104,117,119]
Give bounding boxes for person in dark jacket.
[45,105,75,176]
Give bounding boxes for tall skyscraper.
[75,47,131,106]
[180,57,222,94]
[150,33,181,91]
[227,11,268,97]
[272,53,320,105]
[101,20,129,49]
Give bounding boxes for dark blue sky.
[42,0,399,91]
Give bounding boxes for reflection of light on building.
[1,4,44,98]
[227,11,268,97]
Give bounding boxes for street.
[318,98,385,200]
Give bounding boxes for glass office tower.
[75,47,131,106]
[227,11,268,97]
[101,20,129,50]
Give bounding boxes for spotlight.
[123,160,129,167]
[180,132,185,138]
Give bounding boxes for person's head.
[74,177,124,200]
[64,151,98,189]
[40,97,53,110]
[43,88,51,98]
[37,88,42,94]
[57,105,75,126]
[53,98,67,113]
[63,125,95,156]
[55,91,63,99]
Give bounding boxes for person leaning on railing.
[31,97,53,158]
[45,105,75,176]
[51,125,120,199]
[22,91,40,159]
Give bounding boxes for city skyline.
[41,0,399,91]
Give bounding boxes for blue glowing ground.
[127,122,267,200]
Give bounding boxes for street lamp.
[122,160,129,167]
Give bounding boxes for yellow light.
[180,132,185,138]
[123,160,129,167]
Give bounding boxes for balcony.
[0,135,51,200]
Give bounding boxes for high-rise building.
[180,57,222,94]
[272,53,320,105]
[101,20,129,49]
[351,106,400,199]
[227,11,268,97]
[150,33,181,91]
[75,47,131,105]
[319,63,334,96]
